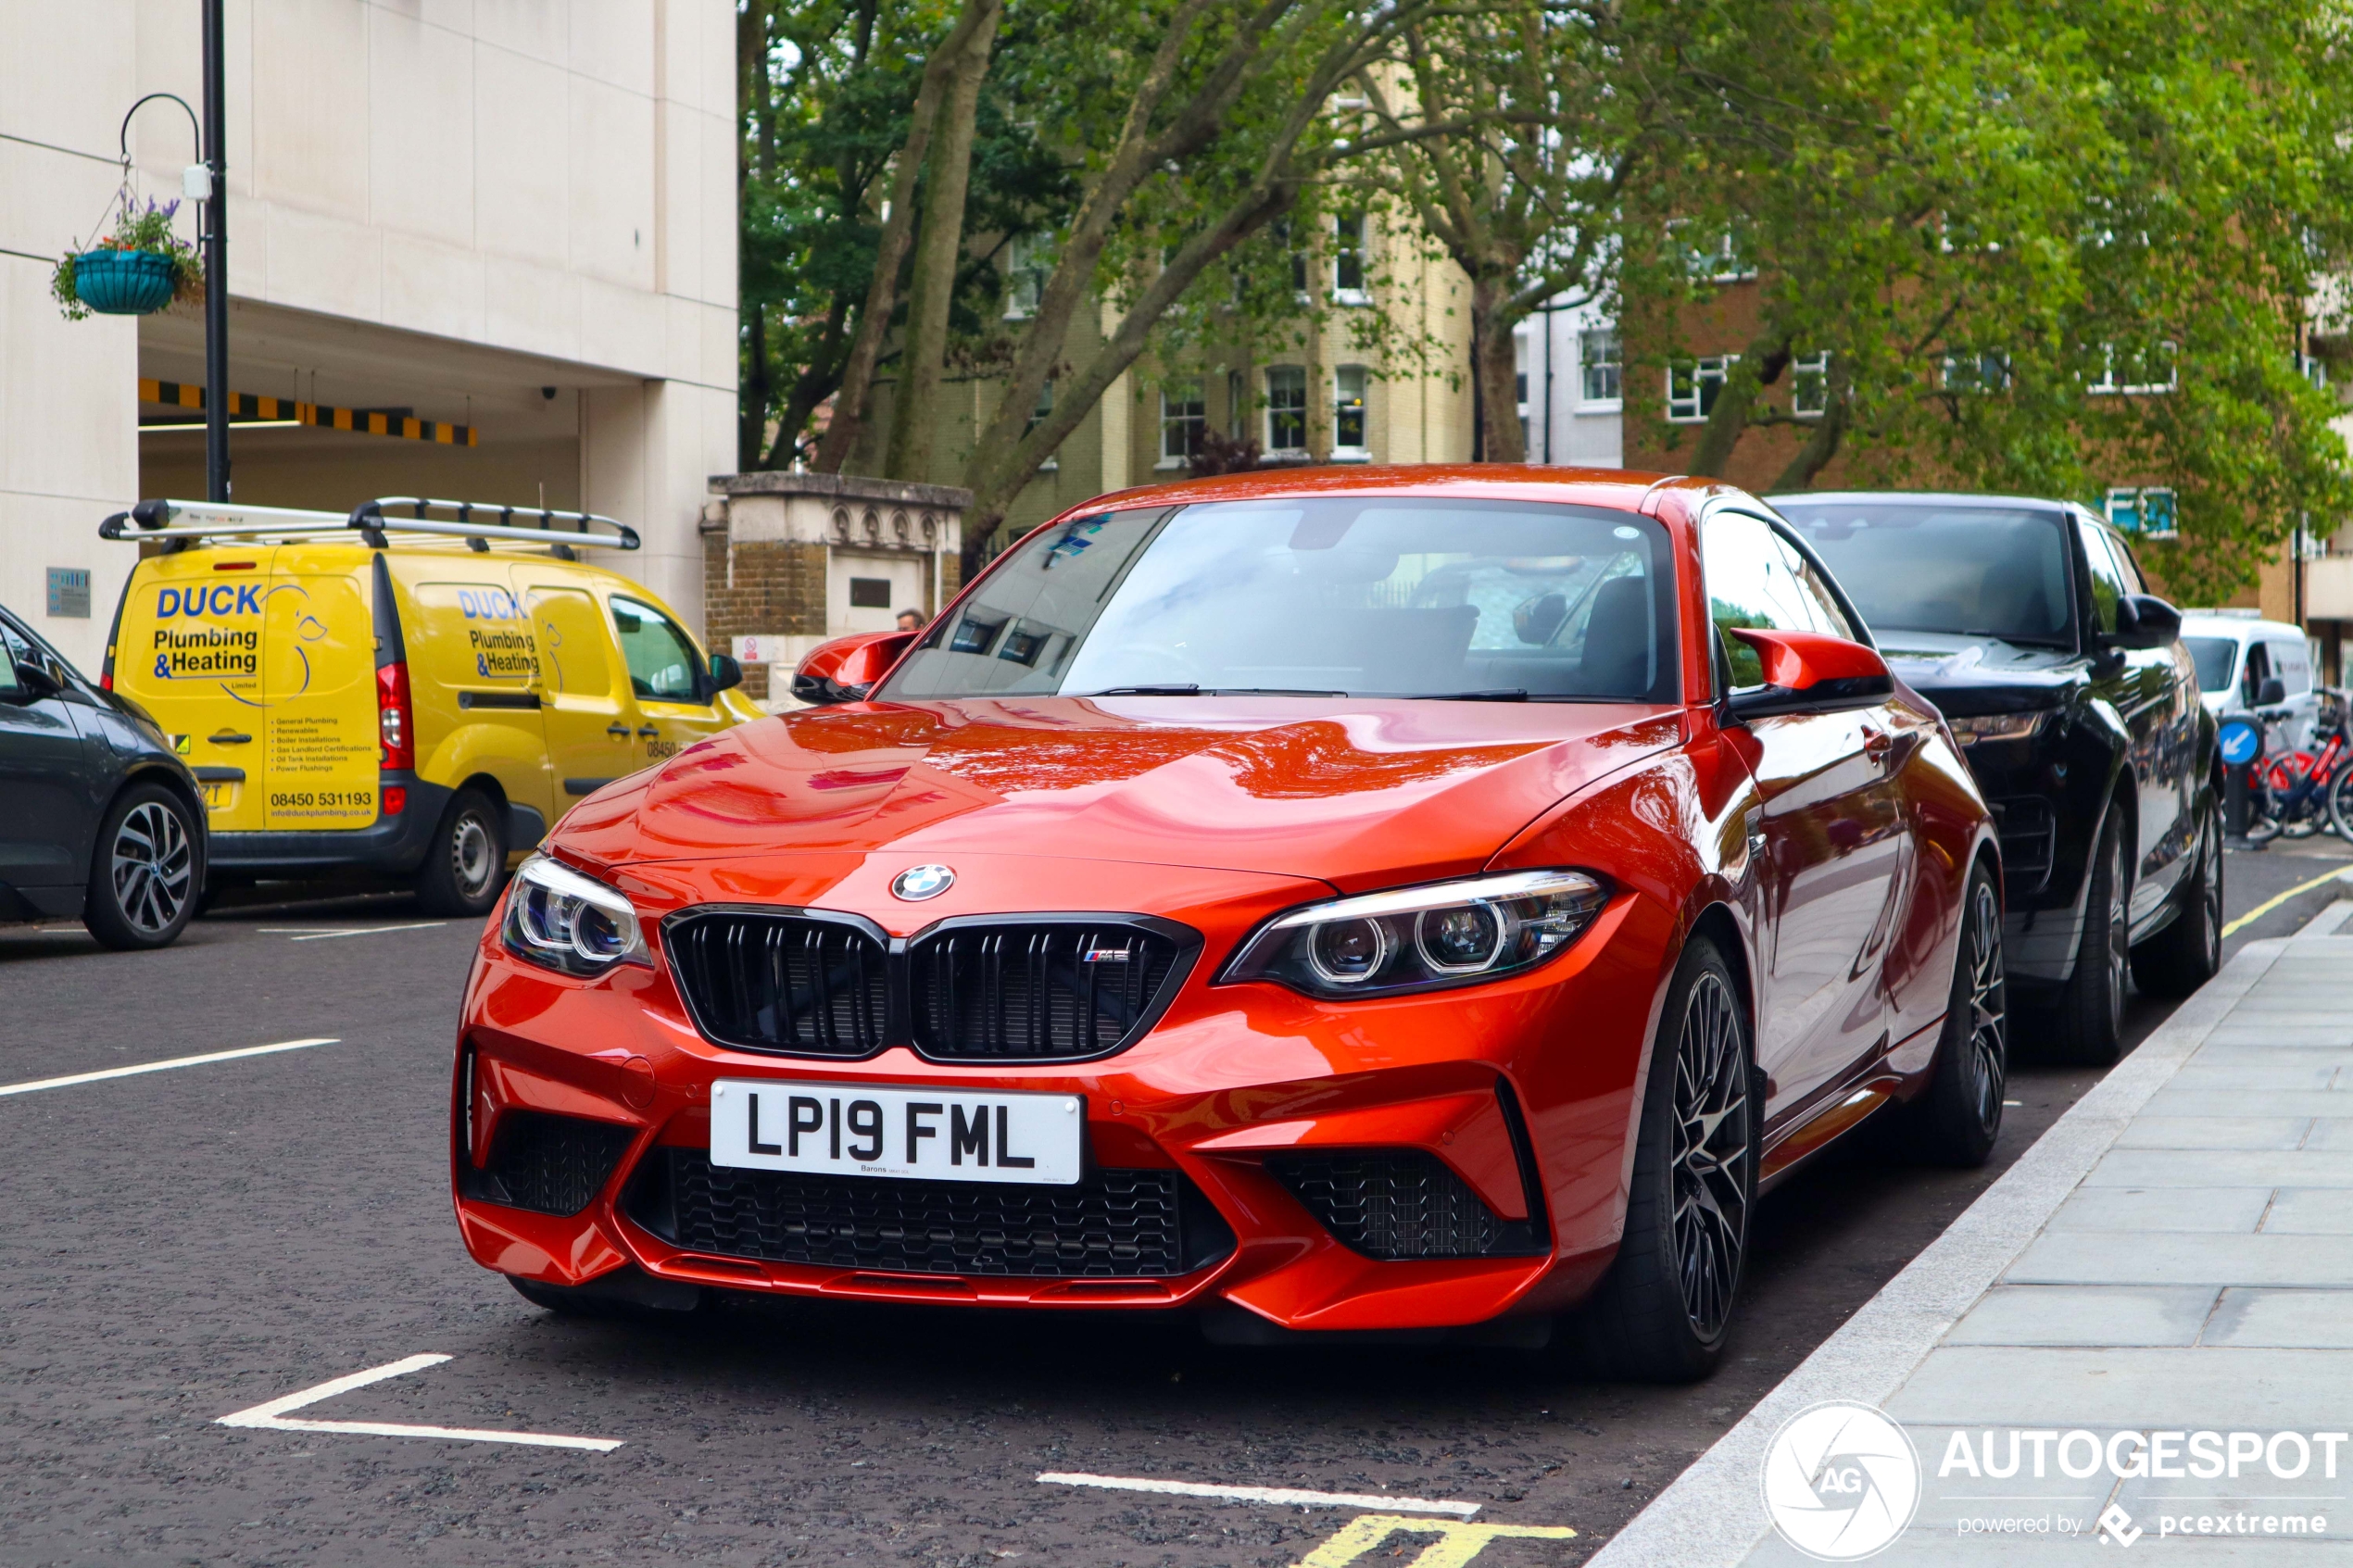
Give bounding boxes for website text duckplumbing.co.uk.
[1940,1427,2342,1542]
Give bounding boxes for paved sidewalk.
[1592,901,2353,1565]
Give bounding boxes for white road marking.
[1036,1473,1480,1518]
[253,922,447,941]
[216,1354,622,1452]
[0,1038,342,1098]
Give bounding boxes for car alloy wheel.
[111,799,192,935]
[1672,969,1751,1338]
[2100,828,2128,1034]
[1961,878,2007,1134]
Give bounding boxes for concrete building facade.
[3,0,738,673]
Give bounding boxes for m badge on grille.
[891,863,955,900]
[1082,947,1134,963]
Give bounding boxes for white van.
[2179,611,2322,754]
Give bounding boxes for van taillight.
[377,661,414,771]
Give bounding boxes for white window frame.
[1157,383,1206,470]
[1579,328,1622,409]
[1791,352,1830,419]
[1669,221,1756,282]
[1331,365,1369,460]
[1001,232,1051,321]
[2089,341,2178,395]
[1940,349,2011,393]
[2104,485,2176,539]
[1265,366,1308,456]
[1025,379,1058,471]
[1331,209,1370,306]
[1667,356,1735,423]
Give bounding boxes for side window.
[2077,523,2128,634]
[610,596,704,703]
[0,618,26,696]
[1702,512,1819,691]
[2240,641,2271,706]
[2105,528,2148,595]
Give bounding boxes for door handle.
[636,725,659,739]
[209,730,253,745]
[606,722,632,739]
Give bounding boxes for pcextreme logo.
[1760,1401,1921,1561]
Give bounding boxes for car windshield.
[2183,635,2240,694]
[1776,500,2076,646]
[883,497,1680,702]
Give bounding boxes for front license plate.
[710,1080,1084,1185]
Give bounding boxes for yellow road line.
[2221,864,2353,938]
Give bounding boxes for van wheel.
[416,788,507,917]
[84,784,202,950]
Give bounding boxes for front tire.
[82,784,201,950]
[1895,865,2007,1166]
[2131,800,2222,998]
[1574,936,1756,1383]
[415,787,507,917]
[2045,810,2128,1066]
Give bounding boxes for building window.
[2105,486,2177,538]
[1274,220,1308,300]
[1671,222,1755,282]
[1159,382,1205,467]
[1667,357,1734,423]
[1791,352,1830,419]
[1332,209,1368,302]
[2090,342,2177,395]
[1227,368,1247,434]
[1332,366,1368,458]
[2301,351,2329,393]
[1579,329,1621,405]
[1026,380,1058,470]
[1002,232,1052,320]
[1265,366,1307,454]
[1941,349,2010,393]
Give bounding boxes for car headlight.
[1947,711,2050,745]
[1220,869,1608,998]
[500,853,650,976]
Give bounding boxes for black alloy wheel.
[1573,936,1756,1382]
[83,784,201,950]
[2046,811,2128,1065]
[2132,801,2224,998]
[1898,865,2007,1165]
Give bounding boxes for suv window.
[1700,511,1855,691]
[2076,522,2129,635]
[610,596,704,703]
[1779,501,2074,647]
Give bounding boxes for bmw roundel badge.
[891,863,955,901]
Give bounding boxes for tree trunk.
[1472,277,1524,462]
[885,0,1002,482]
[812,0,997,475]
[740,307,771,470]
[1770,357,1850,491]
[1687,338,1790,479]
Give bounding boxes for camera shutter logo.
[1760,1401,1920,1561]
[891,863,955,901]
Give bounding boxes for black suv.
[1774,492,2220,1063]
[0,603,208,948]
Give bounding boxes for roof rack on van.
[100,496,640,557]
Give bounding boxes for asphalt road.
[1,836,2347,1568]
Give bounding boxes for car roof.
[2178,614,2307,641]
[1086,463,1693,514]
[1767,490,2082,516]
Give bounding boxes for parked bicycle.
[2242,687,2353,844]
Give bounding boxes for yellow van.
[100,497,760,915]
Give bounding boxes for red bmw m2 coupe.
[453,468,2003,1381]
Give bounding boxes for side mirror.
[2108,593,2182,650]
[1724,627,1894,720]
[705,652,743,695]
[6,658,63,704]
[2258,676,2288,708]
[791,630,915,706]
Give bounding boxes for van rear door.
[115,548,274,832]
[258,546,380,831]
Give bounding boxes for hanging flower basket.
[50,195,202,321]
[70,248,179,315]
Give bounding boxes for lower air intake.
[1265,1150,1543,1260]
[463,1110,636,1217]
[628,1149,1234,1279]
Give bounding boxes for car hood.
[1867,630,2085,712]
[556,696,1680,892]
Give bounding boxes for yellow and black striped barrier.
[138,378,477,445]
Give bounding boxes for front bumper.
[450,853,1668,1334]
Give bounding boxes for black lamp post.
[200,0,229,502]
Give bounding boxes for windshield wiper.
[1404,689,1530,701]
[1081,684,1201,696]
